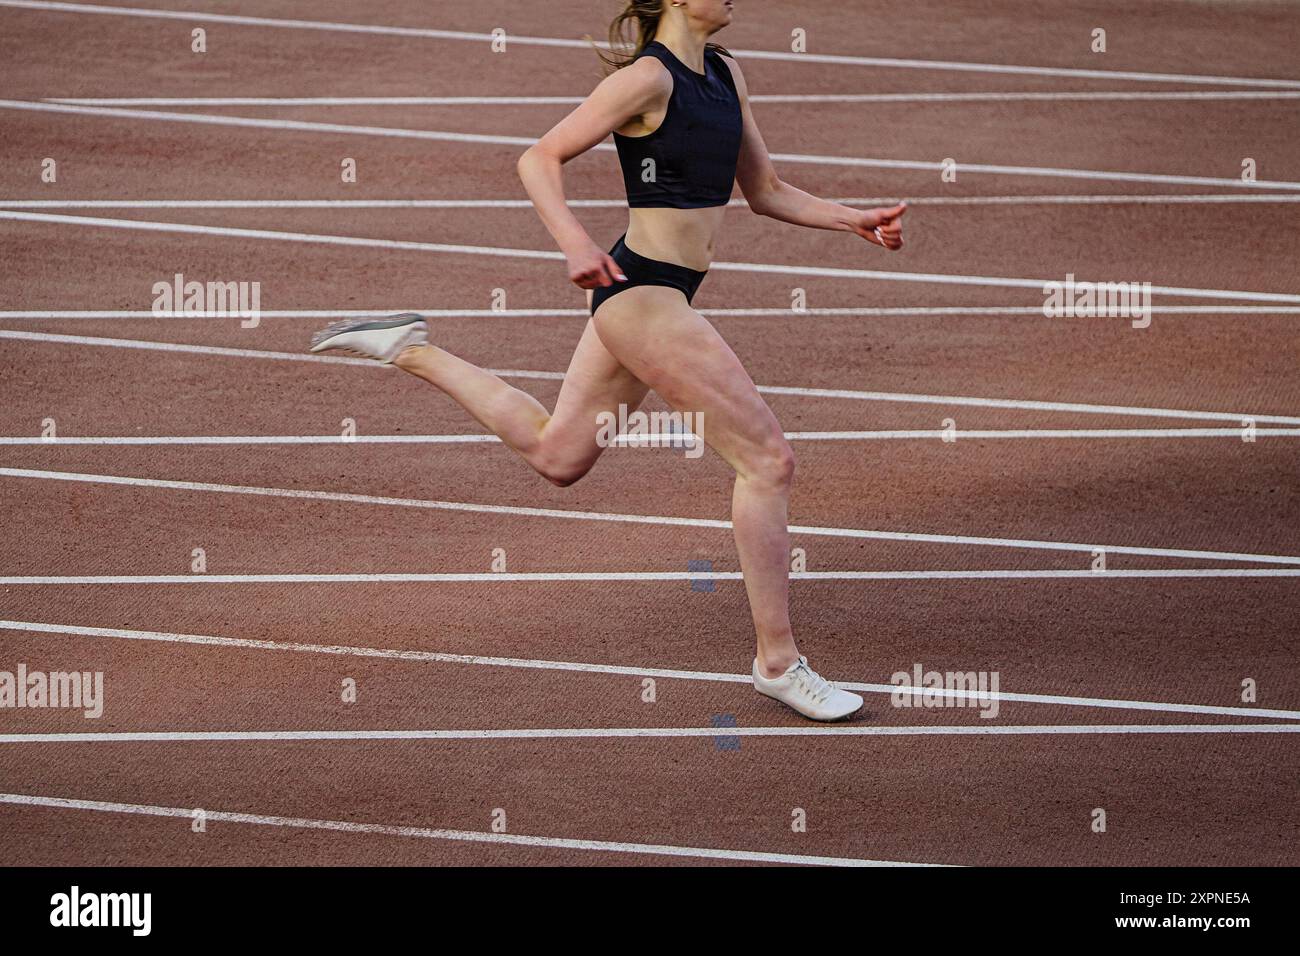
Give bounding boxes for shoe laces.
[791,657,834,704]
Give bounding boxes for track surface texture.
[1,0,1297,867]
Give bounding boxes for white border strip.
[4,328,1299,426]
[3,210,1299,302]
[3,466,1298,565]
[0,791,925,866]
[3,725,1298,744]
[5,618,1296,720]
[4,428,1298,445]
[4,100,1300,192]
[4,0,1299,89]
[3,569,1299,585]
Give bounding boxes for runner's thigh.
[591,286,785,471]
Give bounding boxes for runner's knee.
[532,443,597,488]
[741,434,796,490]
[538,460,592,488]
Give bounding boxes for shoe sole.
[309,313,428,362]
[753,685,865,722]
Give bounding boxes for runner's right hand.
[565,239,628,289]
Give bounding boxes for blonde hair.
[596,1,730,73]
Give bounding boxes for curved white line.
[2,466,1298,565]
[4,618,1297,720]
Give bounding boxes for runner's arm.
[517,60,671,286]
[722,55,906,250]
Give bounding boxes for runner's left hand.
[855,201,907,251]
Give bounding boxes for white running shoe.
[753,655,864,721]
[309,313,429,364]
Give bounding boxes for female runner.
[310,0,907,720]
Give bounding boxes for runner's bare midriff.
[623,205,728,273]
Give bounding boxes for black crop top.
[614,41,743,209]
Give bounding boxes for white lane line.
[1,434,506,445]
[710,304,1300,316]
[789,152,1300,191]
[4,428,1299,446]
[757,384,1300,424]
[5,0,1299,89]
[51,96,592,106]
[0,328,402,368]
[3,725,1298,745]
[6,618,1297,721]
[4,328,1299,425]
[3,466,1298,566]
[0,309,586,318]
[5,195,1300,210]
[0,198,624,209]
[4,100,1300,192]
[0,98,537,150]
[845,194,1300,206]
[46,91,1300,105]
[0,792,921,867]
[3,212,1300,304]
[3,569,1300,585]
[780,428,1300,439]
[5,306,1300,320]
